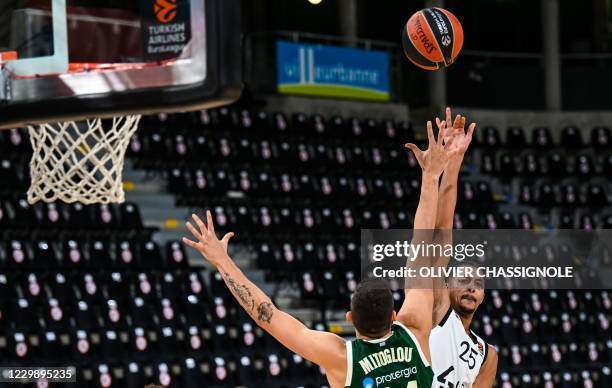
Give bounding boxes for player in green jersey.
[183,119,459,388]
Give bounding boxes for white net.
[27,115,141,204]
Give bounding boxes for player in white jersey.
[430,260,495,387]
[428,109,498,388]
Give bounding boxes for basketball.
[402,7,464,70]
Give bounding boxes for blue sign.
[277,41,390,101]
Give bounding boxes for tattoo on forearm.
[257,301,274,324]
[223,272,255,312]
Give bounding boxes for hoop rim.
[1,59,182,80]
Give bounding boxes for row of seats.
[166,167,499,204]
[167,165,611,209]
[0,269,207,303]
[475,312,610,344]
[485,290,611,316]
[168,167,423,200]
[141,108,612,150]
[519,182,610,207]
[200,204,552,230]
[2,112,610,160]
[497,340,611,369]
[130,134,416,166]
[125,129,612,172]
[0,354,329,388]
[0,239,188,268]
[174,200,546,232]
[482,151,612,177]
[146,109,414,141]
[0,199,143,230]
[480,125,610,149]
[498,367,611,388]
[1,320,288,359]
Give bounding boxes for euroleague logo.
[154,0,178,23]
[440,35,452,46]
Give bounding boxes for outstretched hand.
[183,210,235,267]
[405,119,460,178]
[437,107,476,157]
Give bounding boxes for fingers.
[405,143,425,166]
[436,121,447,145]
[446,107,452,129]
[206,210,215,236]
[221,232,235,245]
[192,213,207,235]
[435,117,443,130]
[466,123,476,138]
[185,221,203,242]
[427,121,435,147]
[404,143,422,155]
[182,237,199,249]
[452,114,459,127]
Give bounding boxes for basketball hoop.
[27,115,141,204]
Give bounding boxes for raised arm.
[183,211,346,382]
[433,108,476,325]
[398,120,458,351]
[436,109,472,230]
[473,346,498,388]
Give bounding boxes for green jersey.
[344,321,433,388]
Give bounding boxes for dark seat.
[165,240,188,267]
[481,126,501,147]
[591,126,610,148]
[130,297,156,328]
[561,126,583,148]
[120,202,143,229]
[506,126,526,147]
[124,361,148,388]
[532,127,554,148]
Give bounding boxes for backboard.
[0,0,242,129]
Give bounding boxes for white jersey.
[429,308,489,388]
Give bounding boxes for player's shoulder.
[391,320,419,339]
[391,321,429,350]
[436,306,454,327]
[484,344,498,365]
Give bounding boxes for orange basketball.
[402,7,464,71]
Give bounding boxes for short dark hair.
[350,278,394,337]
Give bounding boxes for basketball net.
[27,115,141,204]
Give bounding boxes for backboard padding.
[0,0,242,129]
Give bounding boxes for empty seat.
[591,126,610,148]
[506,126,526,147]
[561,126,583,148]
[481,126,501,147]
[532,127,554,148]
